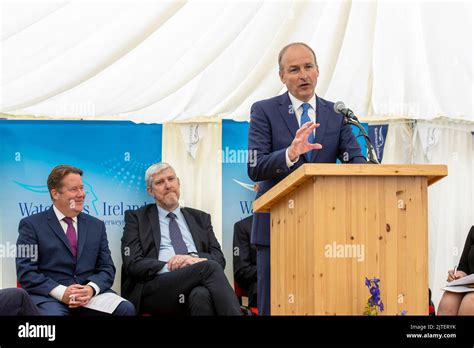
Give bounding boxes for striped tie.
[167,212,188,255]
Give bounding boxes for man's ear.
[146,186,154,198]
[50,189,59,201]
[279,70,285,84]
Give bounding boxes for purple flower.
[364,277,384,314]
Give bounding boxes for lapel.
[278,92,299,141]
[46,207,75,258]
[147,205,161,259]
[312,95,329,162]
[279,93,331,163]
[180,208,203,251]
[76,213,87,260]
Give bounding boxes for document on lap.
[83,293,125,314]
[442,274,474,293]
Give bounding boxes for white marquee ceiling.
[1,0,472,123]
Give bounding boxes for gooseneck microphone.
[333,101,380,164]
[334,101,357,120]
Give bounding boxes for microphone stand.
[344,115,380,164]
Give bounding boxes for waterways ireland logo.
[14,179,99,215]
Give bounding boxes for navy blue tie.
[301,102,315,161]
[167,212,188,255]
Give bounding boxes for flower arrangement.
[363,277,384,315]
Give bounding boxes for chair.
[234,281,258,315]
[429,288,435,316]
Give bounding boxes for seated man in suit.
[16,165,135,316]
[0,288,39,315]
[233,214,257,308]
[121,162,242,316]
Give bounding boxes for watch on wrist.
[188,252,199,258]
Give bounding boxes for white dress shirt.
[285,93,317,167]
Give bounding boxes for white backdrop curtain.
[1,0,472,123]
[161,121,222,242]
[382,121,474,308]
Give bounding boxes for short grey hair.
[145,162,176,188]
[278,42,318,72]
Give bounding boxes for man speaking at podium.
[247,42,366,315]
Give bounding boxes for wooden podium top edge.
[253,164,448,213]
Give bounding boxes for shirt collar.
[156,204,181,219]
[53,205,78,224]
[288,93,316,112]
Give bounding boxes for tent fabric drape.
[382,120,474,308]
[1,1,472,123]
[162,121,223,242]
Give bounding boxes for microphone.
[334,101,358,121]
[333,101,380,164]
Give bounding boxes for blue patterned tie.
[301,102,315,161]
[167,212,188,255]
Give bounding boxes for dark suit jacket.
[248,92,366,246]
[233,215,257,307]
[16,208,116,306]
[121,204,226,312]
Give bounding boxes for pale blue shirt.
[156,205,198,274]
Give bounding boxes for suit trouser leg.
[36,300,70,316]
[142,260,241,316]
[256,245,270,315]
[112,300,136,316]
[0,288,39,316]
[188,286,215,315]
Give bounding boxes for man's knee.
[0,288,27,309]
[191,259,223,276]
[203,260,223,273]
[113,300,136,316]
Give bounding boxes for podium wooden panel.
[253,164,447,315]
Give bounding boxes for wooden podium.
[253,164,447,315]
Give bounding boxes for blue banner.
[353,123,368,158]
[221,120,256,283]
[0,120,162,291]
[368,124,389,162]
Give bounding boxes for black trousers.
[141,260,241,316]
[0,288,39,315]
